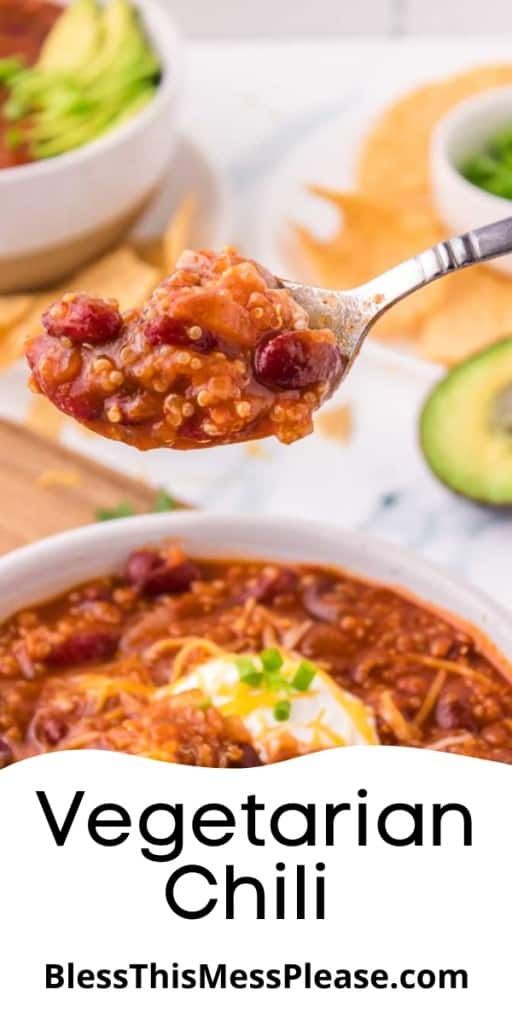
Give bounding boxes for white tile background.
[166,0,512,36]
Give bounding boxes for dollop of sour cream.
[168,650,378,763]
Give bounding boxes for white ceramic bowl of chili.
[0,513,510,678]
[0,0,183,292]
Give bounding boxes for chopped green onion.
[260,647,283,671]
[235,656,258,678]
[244,672,264,688]
[266,671,289,691]
[96,501,135,521]
[292,659,316,692]
[461,126,512,200]
[153,489,177,512]
[273,699,291,722]
[235,656,263,688]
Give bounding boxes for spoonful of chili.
[25,218,512,451]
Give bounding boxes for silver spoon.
[283,217,512,374]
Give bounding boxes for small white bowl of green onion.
[431,84,512,277]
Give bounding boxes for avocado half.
[420,337,512,505]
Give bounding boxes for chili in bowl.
[1,513,511,770]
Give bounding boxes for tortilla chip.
[67,246,160,312]
[297,67,512,361]
[316,402,353,444]
[358,64,512,213]
[37,469,82,489]
[134,236,165,270]
[417,265,512,364]
[0,294,34,332]
[2,247,159,366]
[163,193,197,273]
[295,187,448,338]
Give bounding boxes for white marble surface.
[6,37,512,609]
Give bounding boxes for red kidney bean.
[143,561,201,597]
[26,335,102,422]
[126,550,163,587]
[301,623,346,660]
[46,631,119,668]
[232,743,262,768]
[178,416,210,444]
[42,294,122,345]
[247,567,298,604]
[126,550,200,596]
[144,315,216,352]
[435,680,478,731]
[302,581,340,623]
[41,718,68,746]
[57,387,103,422]
[254,331,344,391]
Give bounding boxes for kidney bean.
[26,336,102,422]
[42,294,122,345]
[126,550,200,596]
[247,567,298,604]
[144,561,200,597]
[232,743,262,768]
[56,387,103,422]
[144,315,216,352]
[126,550,163,587]
[435,680,478,731]
[302,581,340,623]
[46,631,119,668]
[254,331,344,391]
[40,718,68,746]
[302,623,346,661]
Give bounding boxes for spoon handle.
[355,215,512,325]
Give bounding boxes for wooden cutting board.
[0,418,166,555]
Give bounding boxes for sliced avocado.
[38,0,101,72]
[2,0,160,161]
[420,337,512,505]
[82,0,158,85]
[30,81,155,158]
[32,107,117,157]
[0,57,25,85]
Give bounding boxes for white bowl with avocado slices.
[0,0,182,292]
